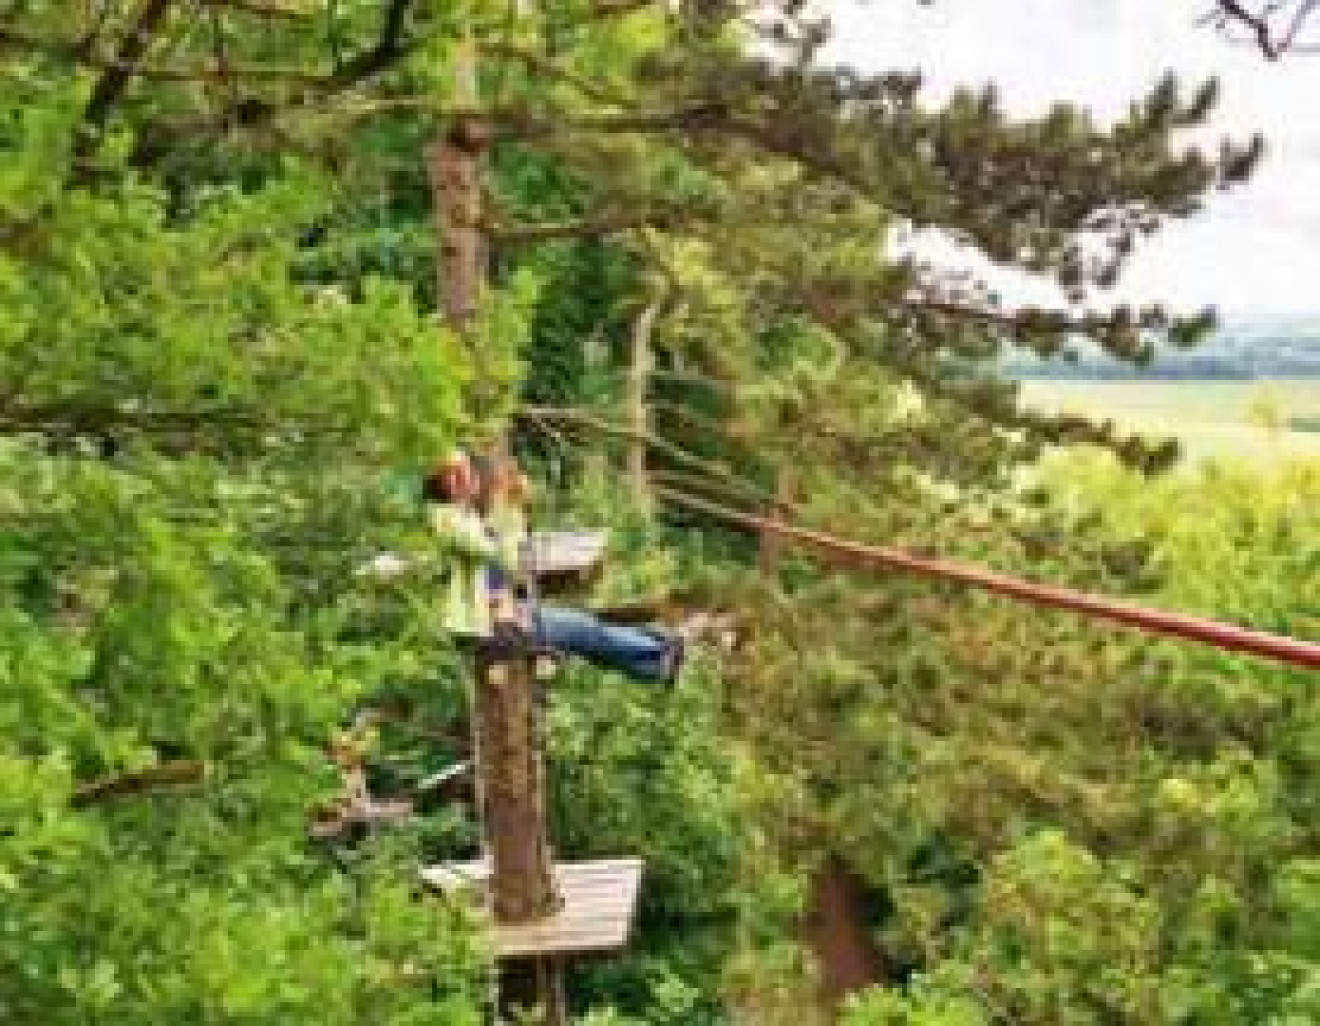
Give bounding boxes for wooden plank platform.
[420,859,643,957]
[523,531,607,577]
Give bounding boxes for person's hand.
[491,591,519,623]
[491,617,525,646]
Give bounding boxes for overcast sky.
[825,0,1320,319]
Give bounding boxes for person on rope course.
[420,448,516,646]
[424,449,688,686]
[470,449,527,634]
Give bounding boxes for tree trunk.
[628,296,661,501]
[473,656,561,922]
[430,137,483,328]
[431,30,565,1024]
[430,34,485,330]
[803,854,885,1017]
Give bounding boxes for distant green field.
[1018,378,1320,466]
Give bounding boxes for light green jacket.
[429,501,521,638]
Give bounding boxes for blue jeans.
[525,604,674,683]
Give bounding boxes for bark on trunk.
[430,34,485,329]
[803,854,885,1017]
[430,132,484,328]
[627,297,661,500]
[474,656,561,923]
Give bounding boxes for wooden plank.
[523,531,607,578]
[421,859,643,957]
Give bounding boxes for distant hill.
[1008,317,1320,379]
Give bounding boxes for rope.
[656,485,1320,673]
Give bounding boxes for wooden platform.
[420,859,643,957]
[523,531,607,577]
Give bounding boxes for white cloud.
[825,0,1320,316]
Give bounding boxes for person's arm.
[429,503,511,567]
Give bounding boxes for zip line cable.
[656,485,1320,673]
[517,405,1319,671]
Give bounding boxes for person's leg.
[529,604,679,683]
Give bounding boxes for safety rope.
[656,485,1320,673]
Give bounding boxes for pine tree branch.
[497,102,733,142]
[488,208,695,244]
[0,401,353,446]
[1210,0,1320,58]
[712,112,927,226]
[133,0,422,147]
[324,0,416,90]
[73,0,117,60]
[588,0,660,17]
[518,404,778,505]
[0,28,327,83]
[894,297,1077,332]
[81,0,176,131]
[0,401,266,434]
[204,0,309,19]
[483,41,631,105]
[1281,0,1320,49]
[2,0,413,94]
[72,760,206,808]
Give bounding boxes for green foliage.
[0,3,496,1021]
[724,455,1320,1023]
[842,986,987,1026]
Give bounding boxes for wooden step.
[420,859,643,957]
